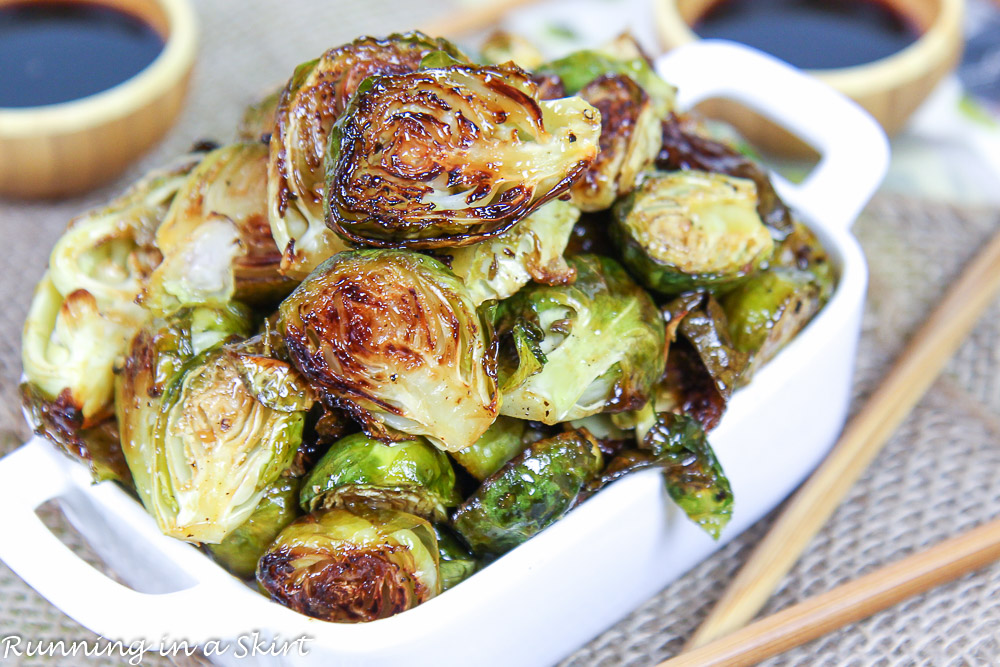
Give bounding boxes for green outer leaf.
[433,523,479,590]
[677,295,749,404]
[450,416,527,481]
[452,428,604,557]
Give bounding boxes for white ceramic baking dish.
[0,41,888,667]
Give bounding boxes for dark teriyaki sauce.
[0,2,164,108]
[694,0,921,70]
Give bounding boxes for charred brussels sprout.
[443,200,579,306]
[279,250,499,451]
[570,74,661,211]
[257,506,440,622]
[452,428,603,557]
[612,170,774,294]
[495,254,665,424]
[451,416,527,481]
[299,433,460,521]
[433,523,478,590]
[146,143,296,315]
[325,63,600,249]
[538,49,676,117]
[268,33,468,279]
[208,477,302,579]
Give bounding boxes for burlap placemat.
[1,2,999,664]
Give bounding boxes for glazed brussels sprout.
[325,63,600,248]
[279,250,499,451]
[450,416,527,481]
[570,74,661,211]
[658,113,794,240]
[268,32,468,278]
[774,220,836,300]
[208,477,302,579]
[433,523,478,590]
[479,30,545,70]
[452,428,603,557]
[443,200,579,306]
[612,170,774,294]
[299,433,460,521]
[495,254,665,424]
[145,143,296,314]
[538,48,676,117]
[257,506,440,622]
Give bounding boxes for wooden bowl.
[653,0,964,157]
[0,0,197,198]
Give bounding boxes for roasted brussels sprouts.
[452,428,603,557]
[299,433,460,521]
[442,200,579,306]
[208,477,302,579]
[257,506,440,622]
[612,170,774,294]
[237,87,282,143]
[774,220,836,301]
[325,63,600,249]
[538,48,676,117]
[570,74,661,211]
[495,254,665,424]
[658,113,794,240]
[450,416,527,481]
[268,32,468,278]
[480,30,545,70]
[279,250,499,451]
[433,523,478,590]
[146,143,295,314]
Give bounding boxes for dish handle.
[654,40,890,231]
[0,438,245,643]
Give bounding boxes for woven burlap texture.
[1,2,999,665]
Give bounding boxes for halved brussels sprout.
[658,113,794,240]
[480,30,545,70]
[208,477,302,579]
[450,416,527,481]
[257,506,440,622]
[442,200,579,306]
[495,254,665,424]
[433,523,478,590]
[325,63,600,249]
[299,433,460,521]
[237,87,282,143]
[268,32,468,278]
[452,428,603,557]
[538,48,676,117]
[146,143,296,314]
[47,154,200,323]
[570,74,661,211]
[612,170,774,294]
[721,267,825,381]
[278,250,499,452]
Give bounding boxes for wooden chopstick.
[685,224,1000,650]
[659,516,1000,667]
[420,0,543,37]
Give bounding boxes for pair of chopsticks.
[424,2,1000,662]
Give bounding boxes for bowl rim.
[0,0,198,137]
[653,0,964,98]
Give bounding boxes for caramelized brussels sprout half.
[480,30,545,70]
[300,433,460,521]
[570,74,661,211]
[325,63,600,249]
[442,200,579,306]
[452,428,603,557]
[279,250,499,452]
[538,48,676,117]
[237,87,282,142]
[612,170,774,294]
[146,143,295,314]
[257,506,440,622]
[450,416,527,482]
[433,523,478,590]
[658,113,794,240]
[208,477,302,579]
[268,32,468,278]
[495,254,665,424]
